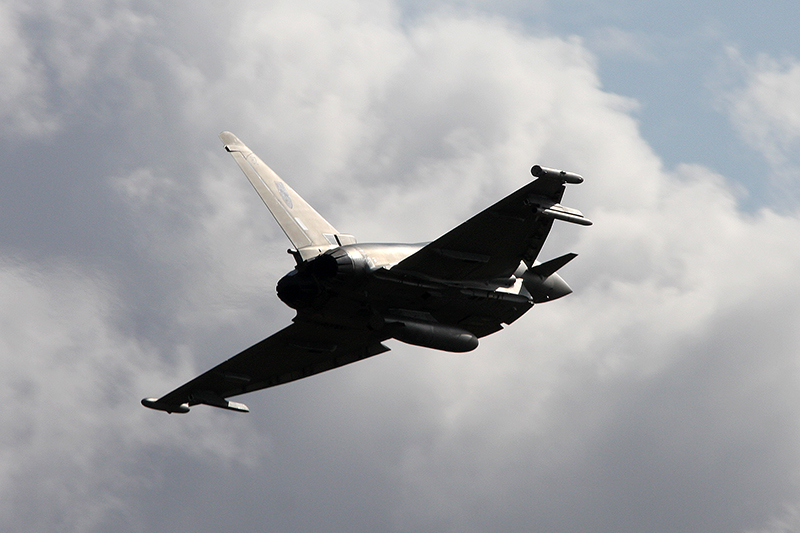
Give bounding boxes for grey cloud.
[0,261,265,531]
[4,1,800,532]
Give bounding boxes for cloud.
[588,26,658,61]
[0,258,265,532]
[721,49,800,197]
[0,4,58,136]
[4,1,800,532]
[382,160,800,532]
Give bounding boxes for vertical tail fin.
[219,132,355,260]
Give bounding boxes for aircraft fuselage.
[276,243,572,351]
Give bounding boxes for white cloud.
[0,259,265,531]
[588,26,658,61]
[386,162,800,531]
[5,1,800,532]
[722,49,800,195]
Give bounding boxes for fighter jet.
[142,132,592,414]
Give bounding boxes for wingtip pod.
[531,165,584,184]
[141,397,190,414]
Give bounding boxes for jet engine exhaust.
[276,246,371,309]
[276,267,325,308]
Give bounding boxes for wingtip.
[218,131,248,153]
[141,397,190,414]
[531,165,584,184]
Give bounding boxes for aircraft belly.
[356,274,533,338]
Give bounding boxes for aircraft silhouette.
[142,132,591,413]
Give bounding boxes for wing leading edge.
[392,165,591,282]
[142,321,392,414]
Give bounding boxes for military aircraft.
[142,132,592,414]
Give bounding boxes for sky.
[2,1,800,531]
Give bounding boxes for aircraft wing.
[219,132,356,260]
[392,169,591,281]
[142,321,391,413]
